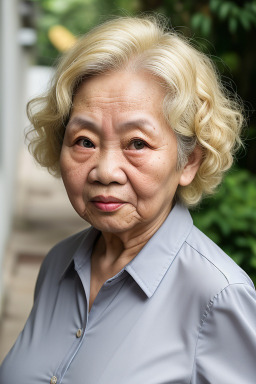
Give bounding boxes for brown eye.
[77,138,94,148]
[130,139,146,150]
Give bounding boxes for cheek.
[132,160,178,198]
[60,153,86,198]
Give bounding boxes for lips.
[90,196,125,212]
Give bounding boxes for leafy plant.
[210,0,256,33]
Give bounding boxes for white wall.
[0,0,25,315]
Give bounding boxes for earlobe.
[179,146,202,187]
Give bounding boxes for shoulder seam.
[185,240,230,284]
[200,282,252,325]
[189,282,252,384]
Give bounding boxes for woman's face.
[60,70,189,238]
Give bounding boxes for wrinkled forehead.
[72,96,142,112]
[71,69,167,111]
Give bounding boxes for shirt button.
[50,376,57,384]
[76,328,83,338]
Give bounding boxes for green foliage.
[210,0,256,33]
[191,168,256,285]
[191,12,212,36]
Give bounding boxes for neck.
[93,209,170,269]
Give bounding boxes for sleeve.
[191,283,256,384]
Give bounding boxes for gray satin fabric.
[0,204,256,384]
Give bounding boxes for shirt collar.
[60,204,193,298]
[125,203,193,298]
[59,226,100,281]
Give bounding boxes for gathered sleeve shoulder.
[191,282,256,384]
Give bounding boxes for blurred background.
[0,0,256,362]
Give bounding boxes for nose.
[88,149,127,185]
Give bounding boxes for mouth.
[90,196,125,212]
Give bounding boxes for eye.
[76,138,95,148]
[128,139,147,150]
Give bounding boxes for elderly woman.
[0,16,255,384]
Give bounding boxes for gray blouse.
[0,204,256,384]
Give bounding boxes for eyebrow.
[66,116,157,136]
[120,119,156,132]
[66,117,100,133]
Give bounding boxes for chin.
[85,214,135,234]
[91,221,130,234]
[78,204,137,233]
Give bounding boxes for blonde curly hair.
[27,16,243,207]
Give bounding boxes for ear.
[179,146,202,187]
